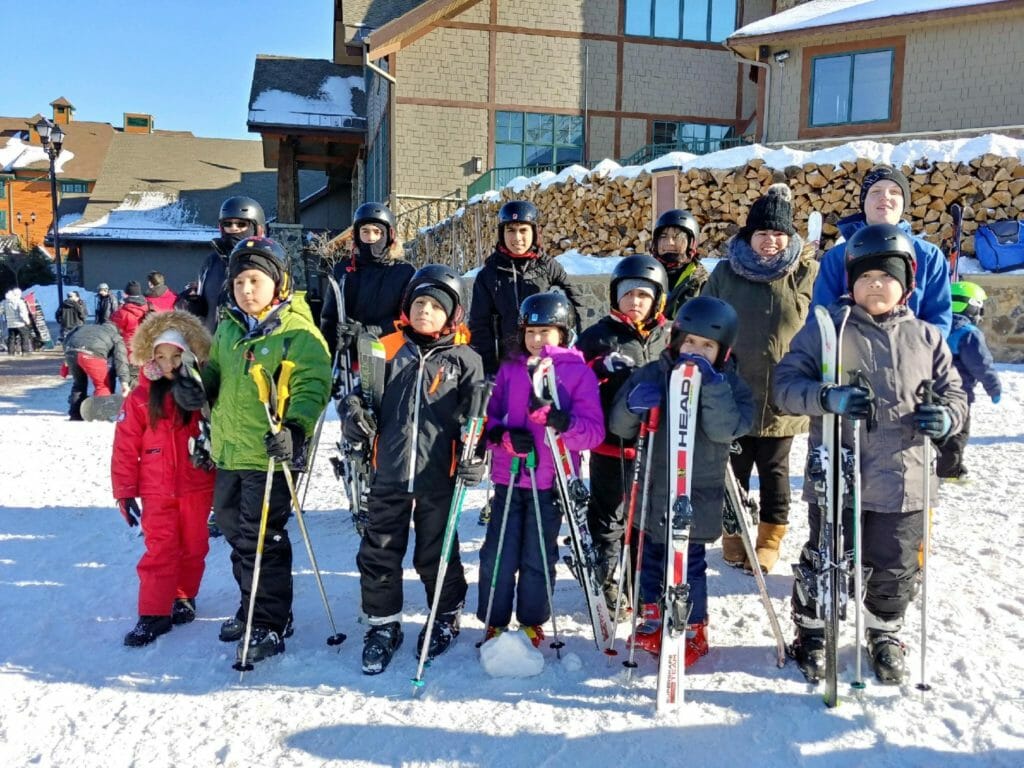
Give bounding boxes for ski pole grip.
[917,378,937,406]
[275,360,297,422]
[250,363,271,407]
[644,405,661,432]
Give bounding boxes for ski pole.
[916,379,937,693]
[233,453,275,678]
[851,418,865,690]
[526,449,563,658]
[623,418,658,676]
[477,456,521,647]
[607,406,659,657]
[251,362,347,649]
[412,380,493,690]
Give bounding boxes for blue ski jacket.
[947,313,1001,405]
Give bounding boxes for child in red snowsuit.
[111,310,215,647]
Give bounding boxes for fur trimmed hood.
[130,310,212,366]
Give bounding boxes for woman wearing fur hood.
[111,310,217,648]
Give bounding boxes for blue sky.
[3,0,334,140]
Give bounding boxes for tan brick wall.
[742,0,774,24]
[496,0,618,35]
[494,34,616,111]
[452,2,489,24]
[766,11,1024,141]
[621,44,738,117]
[393,103,488,197]
[620,118,647,158]
[587,116,616,164]
[397,27,490,103]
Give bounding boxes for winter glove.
[341,395,377,444]
[264,422,304,463]
[529,404,571,433]
[913,403,952,439]
[456,457,487,486]
[171,371,207,412]
[992,394,1001,404]
[820,385,874,420]
[626,381,662,414]
[118,498,141,528]
[595,351,636,378]
[677,353,725,385]
[335,320,363,352]
[502,427,535,457]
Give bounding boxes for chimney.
[50,97,75,126]
[123,113,154,134]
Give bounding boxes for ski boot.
[684,621,709,667]
[172,598,196,625]
[207,511,223,539]
[522,624,546,648]
[628,603,662,655]
[362,621,404,675]
[789,626,827,683]
[867,629,906,685]
[417,607,461,661]
[219,611,294,643]
[123,615,172,647]
[483,625,507,643]
[236,626,285,664]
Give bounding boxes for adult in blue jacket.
[810,165,951,336]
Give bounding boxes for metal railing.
[618,136,749,167]
[467,162,565,199]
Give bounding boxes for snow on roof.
[60,190,216,242]
[0,136,74,174]
[248,75,366,130]
[732,0,1009,39]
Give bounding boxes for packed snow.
[1,354,1022,767]
[59,191,216,242]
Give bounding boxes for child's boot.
[172,597,196,625]
[417,606,461,660]
[123,615,172,647]
[362,620,403,675]
[867,629,906,685]
[522,624,546,648]
[790,624,826,683]
[721,532,747,568]
[750,523,787,573]
[628,603,662,655]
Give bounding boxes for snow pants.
[638,538,709,624]
[936,409,972,479]
[357,485,467,620]
[214,468,293,635]
[7,325,32,354]
[137,490,213,616]
[792,506,923,630]
[475,482,561,628]
[67,351,112,419]
[729,435,794,526]
[586,451,629,585]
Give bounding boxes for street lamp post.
[35,117,65,306]
[15,211,36,249]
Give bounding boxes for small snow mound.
[479,630,545,678]
[561,652,583,672]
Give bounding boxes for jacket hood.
[5,288,21,301]
[836,213,912,241]
[130,309,213,366]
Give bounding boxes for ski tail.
[948,202,964,282]
[806,211,823,254]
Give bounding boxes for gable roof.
[730,0,1016,43]
[60,132,321,242]
[340,0,431,30]
[0,118,114,180]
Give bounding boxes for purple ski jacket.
[486,345,604,490]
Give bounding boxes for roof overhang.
[365,0,481,59]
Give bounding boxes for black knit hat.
[740,183,796,239]
[859,166,911,214]
[406,283,455,320]
[847,254,912,294]
[125,280,143,297]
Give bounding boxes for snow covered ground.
[1,363,1023,767]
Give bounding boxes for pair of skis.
[529,357,614,652]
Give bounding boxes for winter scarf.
[727,234,804,284]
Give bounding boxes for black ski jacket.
[175,238,233,332]
[468,248,585,375]
[609,352,753,544]
[575,313,669,457]
[319,254,416,358]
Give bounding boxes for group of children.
[109,178,1001,691]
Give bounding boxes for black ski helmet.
[844,223,916,297]
[353,202,397,249]
[228,236,290,298]
[519,291,573,343]
[653,209,699,262]
[498,200,540,251]
[402,263,464,325]
[671,296,738,367]
[219,196,266,231]
[610,255,668,316]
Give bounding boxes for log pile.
[411,154,1024,265]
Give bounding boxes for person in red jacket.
[110,281,154,387]
[145,271,178,313]
[111,310,215,647]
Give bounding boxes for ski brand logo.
[676,377,692,443]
